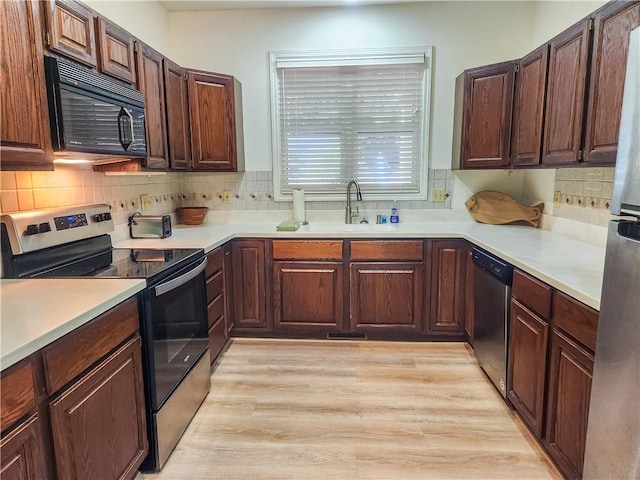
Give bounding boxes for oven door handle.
[154,258,208,297]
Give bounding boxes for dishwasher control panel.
[472,247,513,285]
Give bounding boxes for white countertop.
[0,279,145,370]
[116,220,605,311]
[1,219,605,371]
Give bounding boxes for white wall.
[168,2,536,171]
[84,0,170,54]
[529,0,608,49]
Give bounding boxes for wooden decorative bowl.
[176,207,209,225]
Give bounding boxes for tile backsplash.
[0,168,453,226]
[552,167,615,227]
[0,166,615,228]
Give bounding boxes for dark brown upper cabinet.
[511,45,549,167]
[455,61,516,169]
[541,20,591,165]
[163,59,191,170]
[44,0,97,68]
[135,41,168,170]
[1,0,53,170]
[95,16,136,85]
[188,71,245,172]
[583,1,640,164]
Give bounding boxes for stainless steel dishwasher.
[472,247,514,398]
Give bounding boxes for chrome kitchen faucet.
[345,180,362,224]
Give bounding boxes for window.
[270,48,432,200]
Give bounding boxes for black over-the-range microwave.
[44,55,147,160]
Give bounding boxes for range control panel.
[1,204,114,255]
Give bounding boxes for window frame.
[269,47,433,201]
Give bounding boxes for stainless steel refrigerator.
[583,26,640,479]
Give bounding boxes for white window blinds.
[270,48,431,200]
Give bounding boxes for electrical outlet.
[140,194,151,211]
[431,188,445,202]
[222,190,232,204]
[553,191,562,208]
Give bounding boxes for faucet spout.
[346,180,362,224]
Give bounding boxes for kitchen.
[1,0,638,479]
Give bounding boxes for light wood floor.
[143,338,560,480]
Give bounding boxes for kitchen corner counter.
[0,278,145,370]
[114,220,605,311]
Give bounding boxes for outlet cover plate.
[431,188,445,202]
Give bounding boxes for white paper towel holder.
[293,187,309,225]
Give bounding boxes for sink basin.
[301,223,399,234]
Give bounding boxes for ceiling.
[159,0,430,11]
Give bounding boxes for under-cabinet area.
[232,238,471,340]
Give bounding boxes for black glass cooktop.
[32,247,204,283]
[89,248,204,280]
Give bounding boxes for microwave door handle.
[117,107,134,150]
[154,258,208,297]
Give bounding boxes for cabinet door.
[0,415,47,480]
[273,262,344,333]
[232,240,268,330]
[464,248,474,342]
[544,328,594,479]
[350,262,423,332]
[584,1,640,164]
[135,41,168,170]
[428,240,467,334]
[511,45,549,167]
[188,71,242,171]
[44,0,97,67]
[95,16,136,84]
[507,299,549,439]
[542,20,591,165]
[49,337,148,480]
[224,243,235,334]
[460,61,515,169]
[163,59,191,170]
[0,0,53,169]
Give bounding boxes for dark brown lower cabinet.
[232,240,269,331]
[206,247,228,364]
[350,262,423,333]
[428,240,468,335]
[224,243,235,335]
[0,415,47,480]
[464,248,474,342]
[507,299,549,438]
[273,262,344,333]
[49,337,147,480]
[544,328,594,480]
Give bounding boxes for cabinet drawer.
[43,297,139,395]
[206,270,224,302]
[350,241,423,261]
[272,240,343,260]
[206,247,224,278]
[208,317,227,363]
[552,291,599,352]
[207,292,224,328]
[0,361,36,433]
[512,269,552,320]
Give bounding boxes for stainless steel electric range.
[0,203,210,472]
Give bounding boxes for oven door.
[144,256,209,410]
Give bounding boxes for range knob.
[25,224,39,235]
[38,222,51,233]
[104,212,112,220]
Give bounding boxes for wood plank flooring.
[142,338,560,479]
